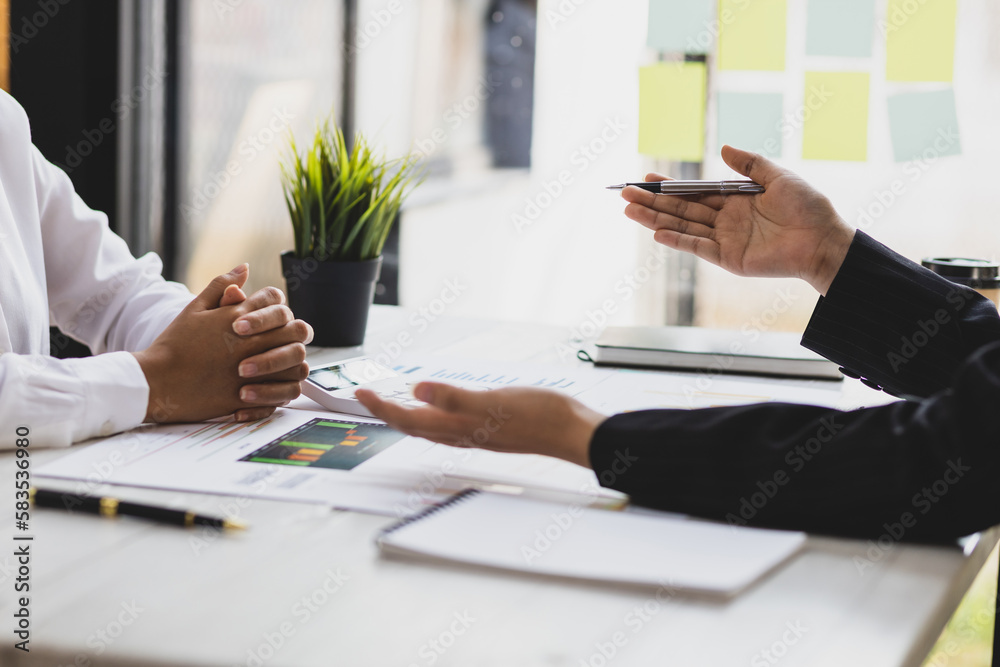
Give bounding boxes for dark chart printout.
[240,419,406,471]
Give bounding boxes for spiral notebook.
[377,490,806,596]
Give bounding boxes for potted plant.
[280,119,422,346]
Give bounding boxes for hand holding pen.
[607,179,765,195]
[617,145,855,297]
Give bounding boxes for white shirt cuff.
[63,351,149,442]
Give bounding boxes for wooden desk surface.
[1,307,993,666]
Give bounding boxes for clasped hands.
[133,263,312,424]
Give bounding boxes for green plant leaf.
[279,111,425,262]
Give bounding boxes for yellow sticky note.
[638,62,706,161]
[718,0,786,71]
[801,71,869,162]
[885,0,957,82]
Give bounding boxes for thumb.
[413,382,483,414]
[218,284,247,308]
[721,145,783,187]
[644,172,671,182]
[191,264,249,311]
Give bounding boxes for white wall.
[398,0,662,349]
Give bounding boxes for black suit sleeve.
[800,230,1000,399]
[590,231,1000,542]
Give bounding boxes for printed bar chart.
[241,419,406,471]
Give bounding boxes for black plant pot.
[281,252,382,347]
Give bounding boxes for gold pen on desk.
[29,488,248,530]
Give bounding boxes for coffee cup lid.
[922,257,1000,288]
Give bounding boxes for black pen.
[607,179,765,195]
[29,487,248,530]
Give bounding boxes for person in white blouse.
[0,90,312,450]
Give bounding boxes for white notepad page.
[378,491,806,596]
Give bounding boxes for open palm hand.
[622,146,854,295]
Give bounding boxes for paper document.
[38,356,846,516]
[36,410,427,515]
[37,408,622,517]
[379,491,806,595]
[575,367,844,414]
[387,355,613,393]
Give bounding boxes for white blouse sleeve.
[33,146,193,356]
[0,352,152,448]
[0,92,193,450]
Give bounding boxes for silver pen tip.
[606,184,625,190]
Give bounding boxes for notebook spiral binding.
[377,488,482,543]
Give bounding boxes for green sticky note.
[806,0,875,57]
[638,62,706,161]
[647,0,716,53]
[717,93,784,158]
[885,0,957,82]
[718,0,786,71]
[887,90,961,162]
[801,71,869,162]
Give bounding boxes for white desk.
[1,306,994,666]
